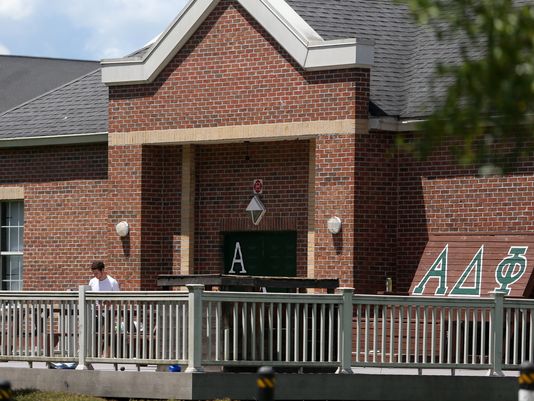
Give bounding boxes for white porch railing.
[0,285,527,374]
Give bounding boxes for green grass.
[13,390,109,401]
[12,390,232,401]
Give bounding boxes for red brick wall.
[108,0,367,131]
[396,146,534,293]
[107,145,182,290]
[0,144,108,290]
[195,140,309,276]
[107,145,143,289]
[314,134,356,288]
[106,0,369,288]
[141,146,182,289]
[9,0,531,296]
[353,130,397,293]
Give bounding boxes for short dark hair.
[91,260,105,271]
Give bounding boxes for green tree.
[398,0,534,173]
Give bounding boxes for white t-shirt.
[89,275,120,291]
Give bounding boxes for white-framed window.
[0,201,24,290]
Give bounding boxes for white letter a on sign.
[228,242,247,274]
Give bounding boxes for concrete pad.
[0,366,520,400]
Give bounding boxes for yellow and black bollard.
[256,366,275,401]
[519,362,534,401]
[0,381,12,401]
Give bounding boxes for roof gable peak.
[101,0,373,85]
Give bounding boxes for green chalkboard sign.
[223,231,296,277]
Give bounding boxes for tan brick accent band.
[110,119,365,146]
[0,187,24,200]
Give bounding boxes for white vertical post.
[491,291,505,376]
[337,288,354,374]
[76,285,92,370]
[186,284,204,373]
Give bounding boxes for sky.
[0,0,189,61]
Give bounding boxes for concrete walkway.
[0,360,521,377]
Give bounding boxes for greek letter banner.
[410,234,534,297]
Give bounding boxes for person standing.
[89,260,119,361]
[89,260,120,291]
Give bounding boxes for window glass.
[0,227,6,251]
[0,203,6,226]
[1,255,22,290]
[0,201,24,290]
[9,203,23,226]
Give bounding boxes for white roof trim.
[101,0,374,85]
[369,117,423,132]
[0,132,108,148]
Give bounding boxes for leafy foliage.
[398,0,534,172]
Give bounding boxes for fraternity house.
[1,0,533,297]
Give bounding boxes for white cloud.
[0,0,37,20]
[55,0,188,58]
[0,0,190,59]
[0,43,11,55]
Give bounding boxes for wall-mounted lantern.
[327,216,342,234]
[115,221,130,237]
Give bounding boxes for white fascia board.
[239,0,313,66]
[102,0,374,86]
[241,0,373,69]
[369,117,423,132]
[0,132,108,148]
[102,0,219,85]
[305,39,374,70]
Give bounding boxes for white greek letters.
[228,242,247,274]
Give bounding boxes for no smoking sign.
[253,179,263,194]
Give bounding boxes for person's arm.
[113,279,120,291]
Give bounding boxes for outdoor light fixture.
[246,195,266,225]
[115,221,130,237]
[327,216,342,234]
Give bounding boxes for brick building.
[1,0,533,297]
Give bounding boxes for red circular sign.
[253,179,263,194]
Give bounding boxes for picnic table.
[157,274,339,293]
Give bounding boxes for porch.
[0,287,525,399]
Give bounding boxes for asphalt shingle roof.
[4,0,522,140]
[103,0,493,119]
[0,69,108,139]
[285,0,482,118]
[0,55,99,114]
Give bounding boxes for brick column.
[180,144,195,275]
[107,144,143,290]
[313,133,356,288]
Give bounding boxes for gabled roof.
[0,55,99,113]
[285,0,478,118]
[0,69,108,145]
[101,0,374,85]
[100,0,477,119]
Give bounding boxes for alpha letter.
[228,242,247,274]
[413,245,449,295]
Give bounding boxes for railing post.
[336,287,354,374]
[76,285,92,370]
[186,284,205,373]
[490,291,505,376]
